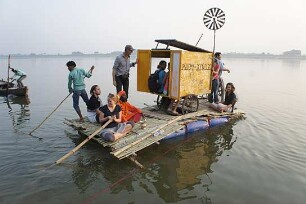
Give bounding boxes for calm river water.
[0,56,305,204]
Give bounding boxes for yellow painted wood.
[137,49,213,98]
[169,50,182,99]
[137,50,151,92]
[151,50,171,58]
[179,52,213,96]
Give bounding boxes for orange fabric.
[118,90,126,97]
[118,101,142,122]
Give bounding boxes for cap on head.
[125,45,134,51]
[118,90,126,97]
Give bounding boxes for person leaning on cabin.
[117,90,143,123]
[214,52,230,102]
[9,68,27,88]
[67,61,94,121]
[209,82,237,113]
[112,44,137,99]
[86,85,103,122]
[97,93,134,142]
[208,58,220,103]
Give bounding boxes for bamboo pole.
[113,115,183,157]
[29,93,72,135]
[56,119,113,164]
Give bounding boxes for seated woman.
[117,90,143,123]
[98,93,134,142]
[86,85,103,122]
[209,82,237,113]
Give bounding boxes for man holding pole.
[10,68,27,88]
[67,61,94,121]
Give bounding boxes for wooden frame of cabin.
[137,42,213,99]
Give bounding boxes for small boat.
[0,80,28,96]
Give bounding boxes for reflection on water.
[3,95,31,128]
[64,130,135,194]
[143,121,238,203]
[281,59,300,69]
[64,119,239,203]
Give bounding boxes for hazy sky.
[0,0,305,55]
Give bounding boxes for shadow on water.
[63,119,241,203]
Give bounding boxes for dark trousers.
[115,75,129,98]
[17,75,26,88]
[72,89,89,115]
[210,78,219,103]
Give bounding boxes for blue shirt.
[68,67,92,91]
[215,58,225,76]
[12,69,26,79]
[157,69,166,93]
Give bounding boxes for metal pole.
[195,33,203,46]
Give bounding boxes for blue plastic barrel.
[163,128,186,140]
[186,120,209,134]
[209,117,228,128]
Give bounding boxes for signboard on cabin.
[179,51,212,97]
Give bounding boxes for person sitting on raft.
[86,85,103,122]
[117,90,143,123]
[98,93,134,142]
[209,82,237,113]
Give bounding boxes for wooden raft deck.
[64,99,245,166]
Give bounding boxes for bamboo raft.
[64,98,245,168]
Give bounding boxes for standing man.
[67,61,94,121]
[112,45,137,99]
[214,52,230,102]
[10,68,27,88]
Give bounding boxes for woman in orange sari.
[117,90,143,123]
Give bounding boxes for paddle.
[29,93,72,135]
[56,119,113,164]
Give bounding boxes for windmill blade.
[203,7,225,30]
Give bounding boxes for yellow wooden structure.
[137,39,213,100]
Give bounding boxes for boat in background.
[0,79,28,96]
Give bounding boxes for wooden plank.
[112,115,184,157]
[64,100,245,162]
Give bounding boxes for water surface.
[0,56,305,204]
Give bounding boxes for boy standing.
[67,61,94,121]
